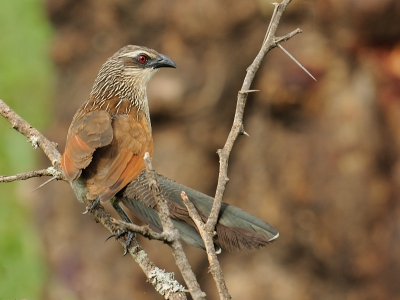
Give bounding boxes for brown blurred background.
[12,0,400,299]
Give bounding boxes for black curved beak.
[149,53,177,69]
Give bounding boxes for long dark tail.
[120,171,279,252]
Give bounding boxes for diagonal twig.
[181,191,230,299]
[0,99,64,173]
[143,153,206,300]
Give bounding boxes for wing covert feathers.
[62,106,153,202]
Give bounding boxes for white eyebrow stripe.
[119,50,153,58]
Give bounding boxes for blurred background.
[1,0,400,299]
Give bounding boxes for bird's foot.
[105,230,135,256]
[83,197,100,214]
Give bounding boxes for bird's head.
[116,45,177,83]
[90,45,176,103]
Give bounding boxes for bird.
[61,45,279,252]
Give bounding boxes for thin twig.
[181,191,231,300]
[0,168,58,183]
[112,218,175,243]
[143,153,206,300]
[275,28,302,44]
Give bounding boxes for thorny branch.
[208,0,298,239]
[198,0,302,298]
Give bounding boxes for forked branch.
[199,1,302,298]
[143,153,206,300]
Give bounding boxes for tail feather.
[121,171,279,251]
[121,198,206,250]
[216,224,273,252]
[156,174,279,243]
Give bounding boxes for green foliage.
[0,0,54,298]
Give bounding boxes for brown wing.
[62,109,113,181]
[62,105,153,202]
[85,114,153,202]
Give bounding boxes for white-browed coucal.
[62,45,278,252]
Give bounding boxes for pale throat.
[90,66,158,128]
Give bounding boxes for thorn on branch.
[31,177,56,192]
[239,124,250,137]
[276,43,317,81]
[239,89,259,94]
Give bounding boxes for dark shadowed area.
[32,0,400,299]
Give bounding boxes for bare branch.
[181,191,231,300]
[0,168,60,183]
[0,99,64,174]
[112,218,175,243]
[275,28,302,44]
[143,153,206,300]
[207,0,296,236]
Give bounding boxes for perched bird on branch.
[61,45,278,252]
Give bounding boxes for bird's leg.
[83,197,101,214]
[109,198,135,255]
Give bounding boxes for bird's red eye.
[137,55,147,63]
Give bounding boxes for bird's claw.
[123,231,134,256]
[105,230,135,256]
[83,197,100,214]
[105,233,118,242]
